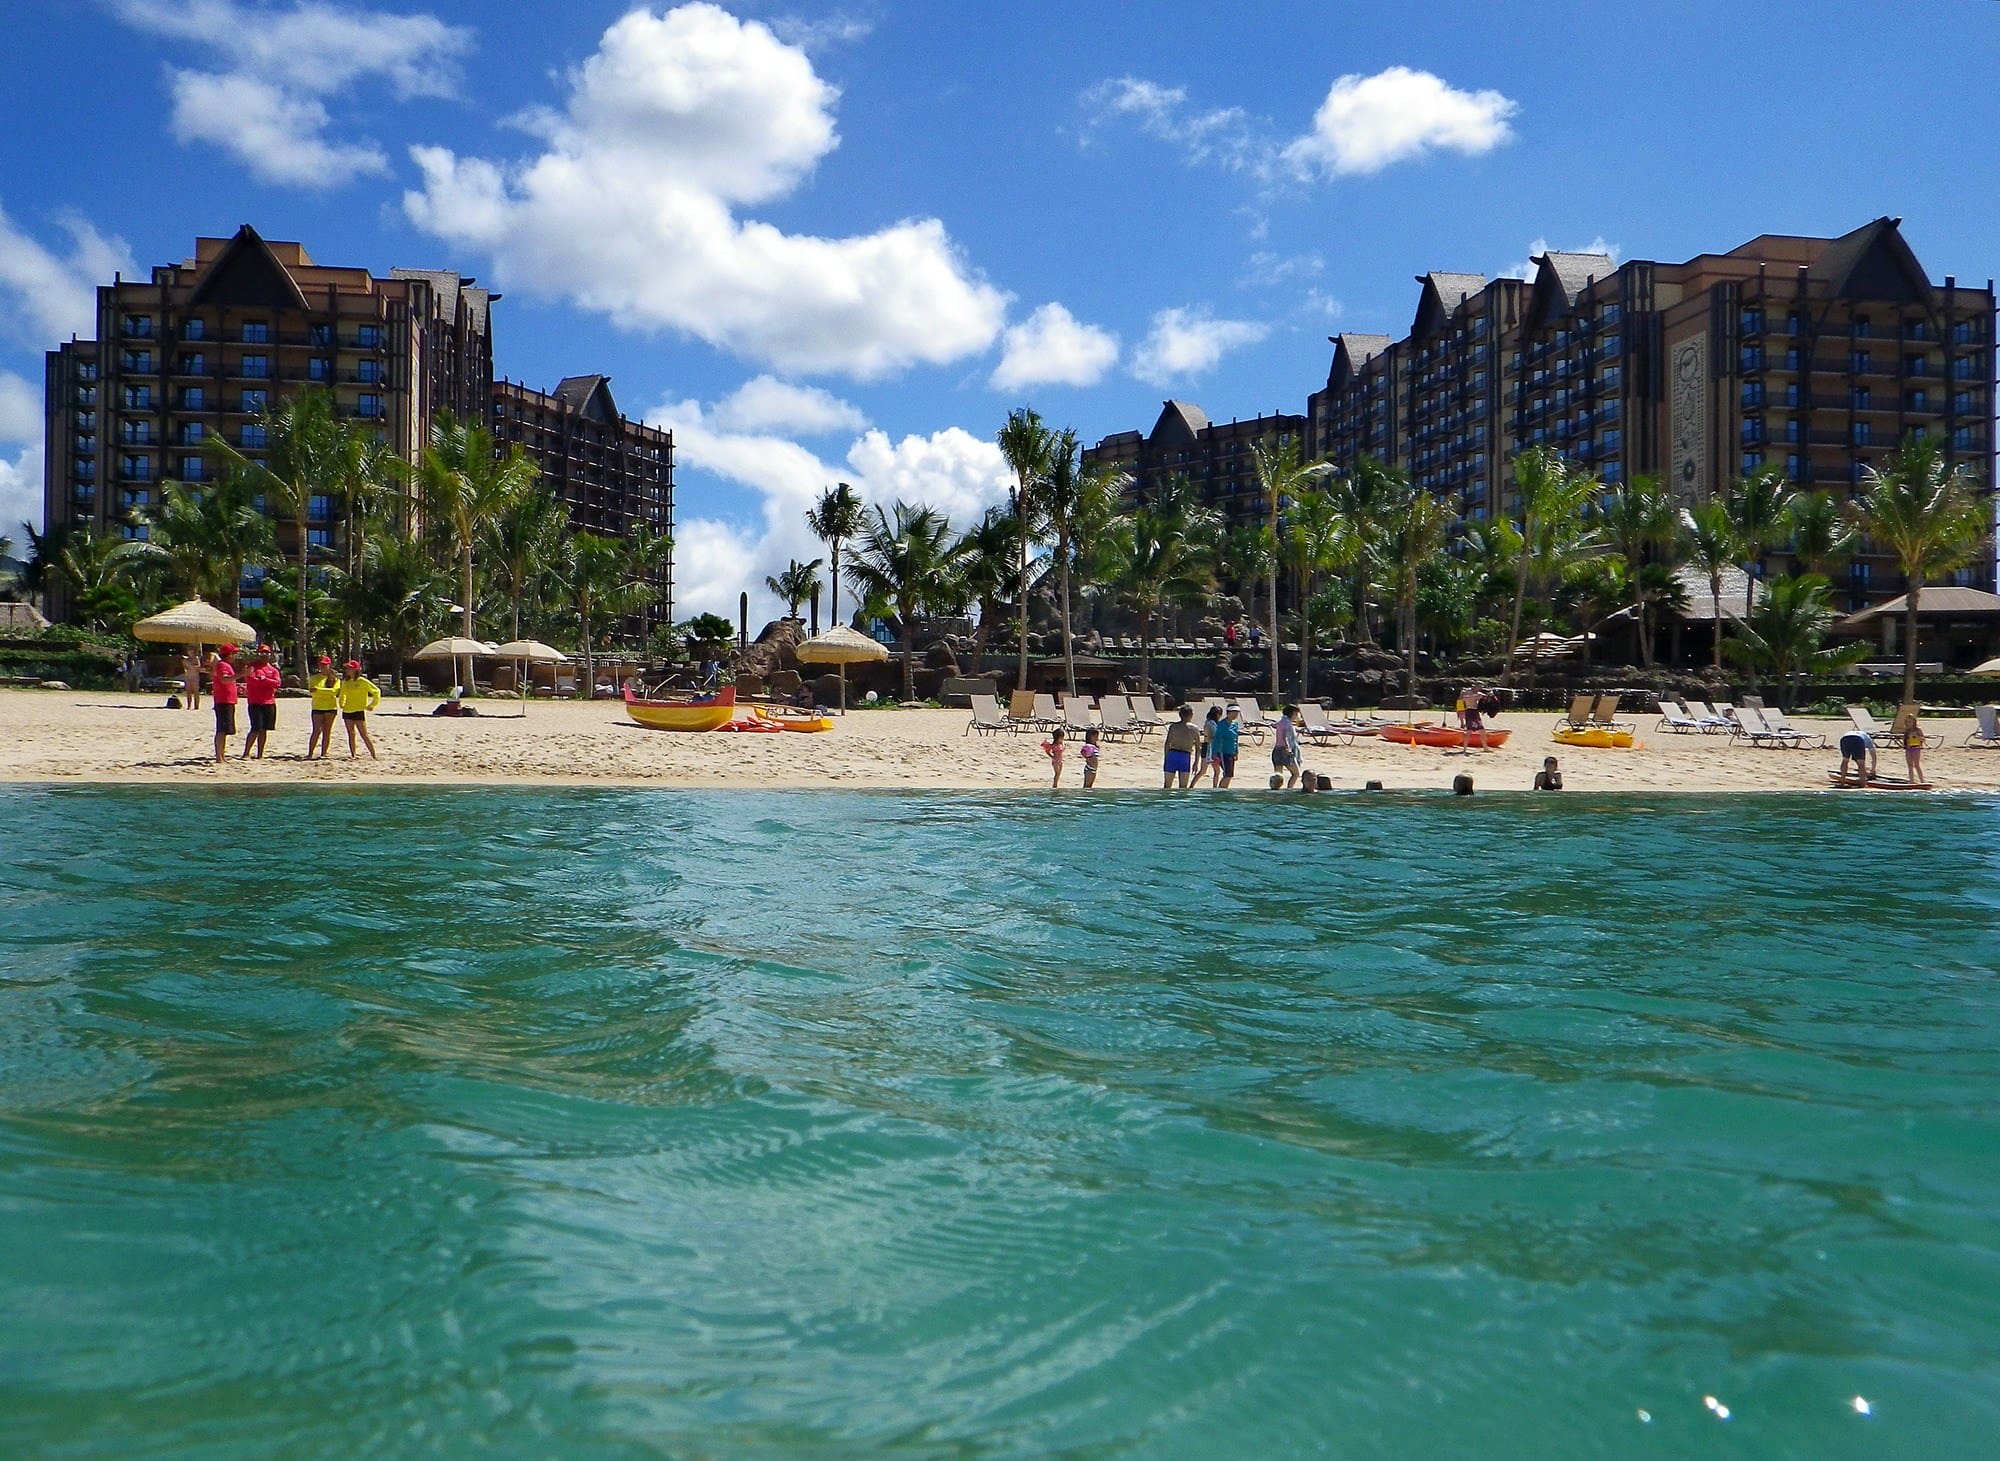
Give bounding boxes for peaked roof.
[1327,333,1392,388]
[1525,250,1616,330]
[1807,217,1930,303]
[1149,399,1211,444]
[391,268,499,332]
[188,224,311,312]
[554,374,618,423]
[1672,563,1763,621]
[1410,272,1487,337]
[1837,585,2000,627]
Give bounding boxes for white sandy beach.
[1,689,1995,794]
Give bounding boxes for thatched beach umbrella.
[492,639,568,717]
[1971,657,2000,677]
[133,599,256,647]
[795,625,888,712]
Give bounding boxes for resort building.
[1083,400,1307,530]
[491,375,675,623]
[41,224,678,625]
[1303,218,1996,609]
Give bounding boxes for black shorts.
[343,710,367,724]
[248,703,276,733]
[1217,753,1238,776]
[213,703,237,736]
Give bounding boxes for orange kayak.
[1378,722,1511,748]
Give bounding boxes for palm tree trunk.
[1060,535,1075,698]
[1139,609,1153,694]
[294,512,309,681]
[1637,597,1653,669]
[901,609,916,703]
[830,541,841,626]
[1506,562,1530,687]
[580,596,594,695]
[1267,560,1280,698]
[1403,596,1418,698]
[1902,587,1921,706]
[1014,490,1029,692]
[1710,575,1724,671]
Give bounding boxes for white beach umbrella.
[491,639,569,717]
[1970,657,2000,677]
[414,636,499,702]
[795,625,889,712]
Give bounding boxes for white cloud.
[708,375,868,436]
[1088,66,1517,184]
[405,4,1008,380]
[0,443,44,538]
[167,72,388,187]
[766,9,876,50]
[1238,251,1323,288]
[990,303,1120,391]
[0,204,134,347]
[1500,235,1623,282]
[1282,66,1516,178]
[652,389,1011,622]
[1130,308,1269,386]
[112,0,471,189]
[0,372,40,445]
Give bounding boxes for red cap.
[343,659,361,671]
[316,655,333,667]
[218,643,237,657]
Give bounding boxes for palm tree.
[1068,465,1128,642]
[996,407,1054,690]
[621,519,674,652]
[1251,436,1331,697]
[1854,436,1989,704]
[1328,456,1403,643]
[956,505,1021,660]
[1216,522,1273,643]
[1724,574,1867,708]
[334,430,404,656]
[488,488,568,644]
[206,387,347,677]
[766,557,824,619]
[1378,483,1452,698]
[847,501,964,702]
[1600,473,1676,668]
[1113,480,1218,694]
[1784,489,1858,579]
[565,530,654,694]
[805,482,866,627]
[1725,464,1794,617]
[1281,484,1356,700]
[1503,448,1599,686]
[1038,428,1097,696]
[416,413,540,662]
[1678,499,1746,673]
[50,526,140,632]
[340,527,450,693]
[123,476,274,612]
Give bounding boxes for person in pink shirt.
[209,644,241,764]
[240,644,283,760]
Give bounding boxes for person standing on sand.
[1271,704,1303,788]
[240,646,281,760]
[1903,717,1928,785]
[1041,727,1066,788]
[1199,705,1222,785]
[182,647,202,710]
[307,656,340,759]
[208,644,240,764]
[1162,705,1201,790]
[337,660,381,760]
[1836,729,1876,786]
[1210,703,1242,788]
[1079,728,1101,788]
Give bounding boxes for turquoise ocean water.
[2,786,1999,1458]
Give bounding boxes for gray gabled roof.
[1425,272,1488,311]
[1806,217,1929,303]
[1836,585,2000,628]
[555,374,618,422]
[1150,399,1211,443]
[1537,252,1616,306]
[1338,333,1392,367]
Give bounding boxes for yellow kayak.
[753,706,835,733]
[1553,725,1636,749]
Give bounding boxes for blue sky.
[2,0,1996,616]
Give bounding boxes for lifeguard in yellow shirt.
[336,659,381,761]
[307,654,342,760]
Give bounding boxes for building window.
[1853,422,1872,445]
[356,325,383,348]
[307,528,333,550]
[1741,382,1764,407]
[179,423,205,445]
[1786,314,1802,336]
[182,387,205,410]
[1850,351,1872,373]
[120,455,151,481]
[1952,320,1979,344]
[179,353,205,376]
[241,389,267,413]
[1955,426,1977,449]
[308,494,333,521]
[1905,320,1931,340]
[309,324,333,346]
[1852,317,1871,339]
[1740,309,1763,334]
[1742,451,1763,473]
[241,424,267,449]
[309,358,331,381]
[123,315,154,338]
[122,350,153,373]
[1741,346,1763,371]
[356,394,382,419]
[1784,349,1802,371]
[1907,354,1928,377]
[1908,389,1928,411]
[1952,355,1984,380]
[122,387,152,409]
[241,322,269,344]
[1786,453,1804,481]
[76,362,98,383]
[1953,391,1973,415]
[180,456,206,481]
[357,359,383,384]
[1851,387,1871,410]
[241,355,269,379]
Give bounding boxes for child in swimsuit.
[1041,728,1066,788]
[1080,728,1100,788]
[1904,719,1927,785]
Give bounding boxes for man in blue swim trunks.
[1837,729,1877,786]
[1162,704,1202,790]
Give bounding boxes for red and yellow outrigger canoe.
[623,684,737,732]
[1378,722,1512,749]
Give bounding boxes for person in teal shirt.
[1210,704,1243,787]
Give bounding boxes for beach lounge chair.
[1126,695,1163,736]
[1062,696,1097,735]
[1299,702,1356,745]
[1006,690,1040,733]
[1845,704,1907,748]
[1733,704,1811,748]
[1031,693,1063,730]
[966,693,1009,736]
[1692,701,1734,731]
[1654,698,1711,735]
[1098,697,1137,740]
[1966,705,2000,749]
[1587,693,1627,730]
[1557,693,1594,731]
[1760,707,1826,748]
